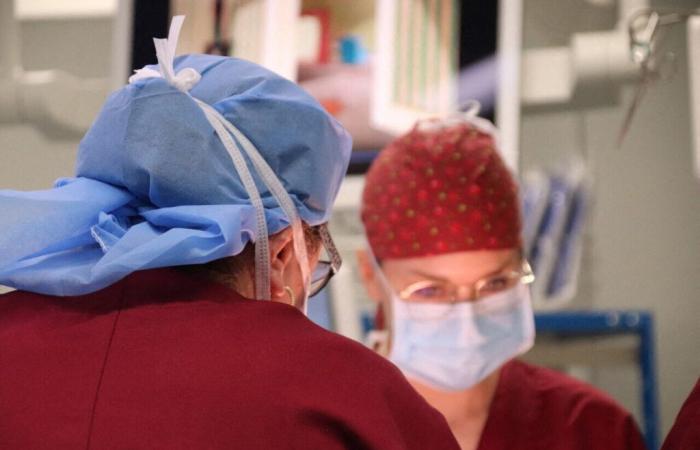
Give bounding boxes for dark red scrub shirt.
[661,377,700,450]
[478,360,648,450]
[0,269,460,450]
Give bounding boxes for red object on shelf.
[301,8,331,64]
[318,97,345,117]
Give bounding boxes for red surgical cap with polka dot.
[361,120,522,260]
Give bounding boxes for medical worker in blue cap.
[0,17,460,450]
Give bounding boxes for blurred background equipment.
[521,159,590,308]
[688,14,700,180]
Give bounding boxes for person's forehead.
[382,249,520,283]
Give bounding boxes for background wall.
[520,0,700,436]
[0,1,114,190]
[0,124,78,190]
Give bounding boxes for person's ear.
[356,249,384,304]
[268,228,295,302]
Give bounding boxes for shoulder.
[282,323,460,449]
[0,288,60,310]
[156,291,416,394]
[204,303,459,449]
[499,360,645,447]
[503,360,632,417]
[285,313,417,390]
[662,377,700,450]
[0,284,123,330]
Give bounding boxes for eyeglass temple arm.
[318,224,342,273]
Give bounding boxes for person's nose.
[454,284,477,302]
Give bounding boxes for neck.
[409,369,501,425]
[181,266,254,297]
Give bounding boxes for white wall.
[0,124,78,190]
[0,7,113,190]
[521,0,700,437]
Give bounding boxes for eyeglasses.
[394,260,535,321]
[397,260,535,304]
[308,224,342,297]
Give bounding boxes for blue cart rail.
[535,311,659,450]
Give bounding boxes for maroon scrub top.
[478,360,648,450]
[0,269,460,450]
[661,377,700,450]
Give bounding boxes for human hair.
[179,223,323,286]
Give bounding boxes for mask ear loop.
[194,101,311,306]
[215,109,311,301]
[363,242,399,355]
[195,102,271,300]
[364,243,394,297]
[133,15,272,300]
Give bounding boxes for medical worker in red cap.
[358,107,647,450]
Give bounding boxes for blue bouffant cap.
[0,40,351,296]
[78,54,351,221]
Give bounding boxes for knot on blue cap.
[128,15,201,92]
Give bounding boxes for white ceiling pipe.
[571,29,640,89]
[0,0,20,122]
[110,0,133,89]
[0,0,111,135]
[572,0,648,89]
[18,70,110,135]
[496,0,524,172]
[0,0,19,77]
[687,16,700,180]
[522,0,648,106]
[619,0,649,23]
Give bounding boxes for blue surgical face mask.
[385,282,535,392]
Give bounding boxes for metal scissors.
[618,8,696,146]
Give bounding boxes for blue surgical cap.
[0,54,352,296]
